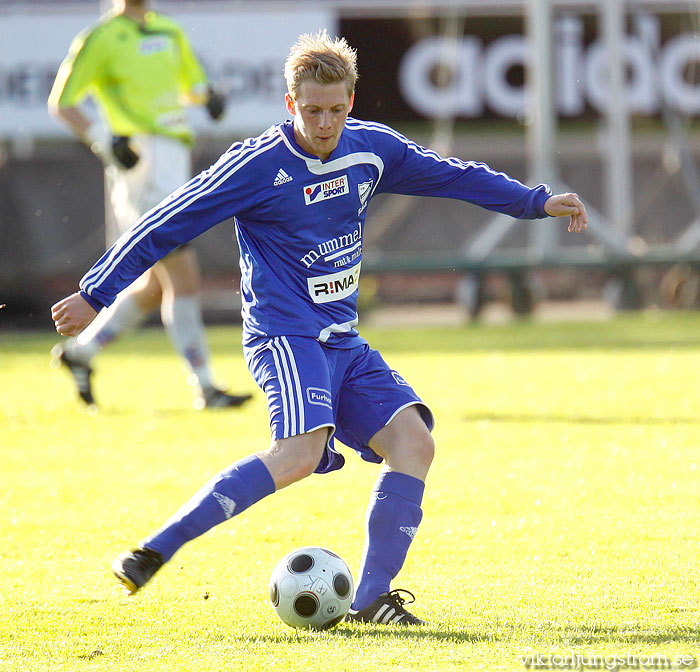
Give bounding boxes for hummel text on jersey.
[307,262,361,304]
[303,175,349,205]
[299,223,362,268]
[273,168,293,186]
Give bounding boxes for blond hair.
[284,30,358,99]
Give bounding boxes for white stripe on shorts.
[268,342,290,436]
[279,337,305,433]
[269,338,305,437]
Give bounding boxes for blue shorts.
[244,336,434,474]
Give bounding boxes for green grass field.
[2,312,699,671]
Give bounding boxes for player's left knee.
[382,426,434,476]
[398,407,435,468]
[410,430,435,470]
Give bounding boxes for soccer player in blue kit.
[52,31,587,625]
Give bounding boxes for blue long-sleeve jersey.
[79,117,552,347]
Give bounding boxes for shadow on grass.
[462,411,700,426]
[548,626,700,646]
[222,623,700,646]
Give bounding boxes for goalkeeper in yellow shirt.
[48,0,251,410]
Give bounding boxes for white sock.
[161,295,214,390]
[69,293,146,363]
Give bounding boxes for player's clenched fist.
[51,292,97,337]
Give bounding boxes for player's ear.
[348,92,354,113]
[285,93,296,116]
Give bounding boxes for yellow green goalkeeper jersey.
[49,9,209,144]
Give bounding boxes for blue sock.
[141,455,275,562]
[352,471,425,611]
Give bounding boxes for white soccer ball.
[268,546,354,630]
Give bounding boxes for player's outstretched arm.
[544,193,588,233]
[51,292,97,337]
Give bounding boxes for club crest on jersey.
[303,175,349,205]
[358,180,373,204]
[357,179,373,215]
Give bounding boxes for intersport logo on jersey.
[307,262,361,304]
[303,175,349,205]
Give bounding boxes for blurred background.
[2,0,700,328]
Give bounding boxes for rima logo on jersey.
[304,175,349,205]
[307,262,361,304]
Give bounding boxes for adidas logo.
[399,526,418,539]
[213,492,237,519]
[273,168,293,186]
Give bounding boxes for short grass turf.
[1,311,699,671]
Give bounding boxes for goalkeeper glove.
[84,124,139,169]
[111,136,140,169]
[205,86,226,121]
